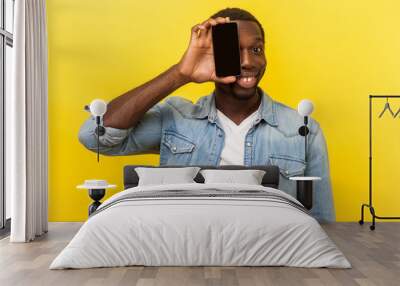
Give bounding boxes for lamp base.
[95,126,105,136]
[296,180,313,210]
[298,126,310,136]
[88,188,105,215]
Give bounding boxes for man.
[79,8,335,222]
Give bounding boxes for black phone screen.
[212,22,241,77]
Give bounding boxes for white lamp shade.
[297,99,314,117]
[89,99,107,117]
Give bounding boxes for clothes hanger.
[393,106,400,118]
[378,97,395,118]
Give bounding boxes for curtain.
[8,0,48,242]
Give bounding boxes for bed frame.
[123,165,280,189]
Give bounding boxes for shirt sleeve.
[305,123,336,222]
[78,104,163,156]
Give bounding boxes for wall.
[47,0,400,221]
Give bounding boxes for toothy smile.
[236,75,257,88]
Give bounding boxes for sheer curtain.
[8,0,48,242]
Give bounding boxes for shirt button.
[172,146,177,151]
[246,142,252,147]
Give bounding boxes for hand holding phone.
[177,17,237,84]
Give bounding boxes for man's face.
[216,20,266,100]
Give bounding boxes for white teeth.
[239,76,255,83]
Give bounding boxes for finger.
[198,19,214,33]
[191,24,206,39]
[208,18,218,26]
[195,25,206,38]
[199,19,214,40]
[206,26,212,42]
[214,17,228,24]
[201,19,213,29]
[200,17,229,30]
[215,76,237,84]
[196,19,215,40]
[191,24,205,33]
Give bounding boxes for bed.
[50,165,350,269]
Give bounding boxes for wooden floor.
[0,222,399,286]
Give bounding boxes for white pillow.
[200,169,266,185]
[135,167,201,186]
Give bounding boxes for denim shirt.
[79,90,335,222]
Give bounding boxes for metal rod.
[369,96,372,206]
[360,95,400,230]
[97,124,100,162]
[0,0,5,229]
[304,116,308,164]
[370,95,400,98]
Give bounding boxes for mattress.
[50,183,350,269]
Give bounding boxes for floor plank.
[0,222,399,286]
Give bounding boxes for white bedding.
[50,183,350,269]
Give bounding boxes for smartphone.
[212,22,241,77]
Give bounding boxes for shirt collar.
[192,88,278,127]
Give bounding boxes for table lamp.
[291,99,318,210]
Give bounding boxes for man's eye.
[252,47,263,54]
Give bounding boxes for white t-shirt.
[217,108,259,165]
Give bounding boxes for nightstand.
[77,180,116,216]
[289,176,321,210]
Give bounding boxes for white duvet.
[50,183,351,269]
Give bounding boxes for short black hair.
[210,7,265,43]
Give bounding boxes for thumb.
[215,76,237,84]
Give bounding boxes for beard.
[230,84,258,100]
[215,81,259,101]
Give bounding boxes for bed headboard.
[123,165,280,189]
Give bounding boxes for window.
[0,0,14,232]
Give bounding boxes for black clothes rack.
[359,95,400,230]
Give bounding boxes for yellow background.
[46,0,400,221]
